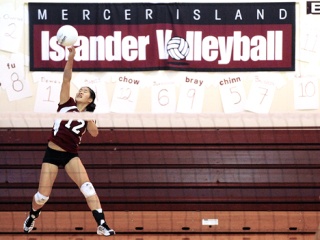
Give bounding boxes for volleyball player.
[23,46,115,237]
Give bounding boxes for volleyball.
[166,37,190,60]
[56,25,78,47]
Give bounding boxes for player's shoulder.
[59,97,76,108]
[57,97,77,112]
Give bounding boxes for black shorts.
[43,147,78,167]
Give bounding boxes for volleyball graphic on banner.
[166,37,190,60]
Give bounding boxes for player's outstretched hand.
[68,46,76,60]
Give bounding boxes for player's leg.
[24,162,58,233]
[65,157,115,236]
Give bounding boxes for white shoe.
[23,215,36,233]
[97,223,116,236]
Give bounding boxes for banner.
[29,3,295,72]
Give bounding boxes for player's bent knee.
[80,182,96,198]
[34,191,49,205]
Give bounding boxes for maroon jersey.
[48,97,87,154]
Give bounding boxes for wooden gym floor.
[1,211,319,240]
[0,234,318,240]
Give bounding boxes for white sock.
[96,208,102,213]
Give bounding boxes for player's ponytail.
[86,87,96,112]
[86,102,96,112]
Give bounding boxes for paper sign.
[152,83,176,113]
[245,76,276,113]
[219,76,246,113]
[299,19,320,63]
[110,76,140,113]
[34,74,61,113]
[0,4,24,53]
[177,84,205,114]
[0,53,32,101]
[294,76,319,110]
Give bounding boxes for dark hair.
[85,87,96,112]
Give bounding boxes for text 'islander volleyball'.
[56,25,78,47]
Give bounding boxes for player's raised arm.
[60,46,76,105]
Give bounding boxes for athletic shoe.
[23,214,37,233]
[97,223,116,236]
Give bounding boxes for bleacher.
[0,127,319,234]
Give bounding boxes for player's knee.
[34,191,49,205]
[80,182,96,198]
